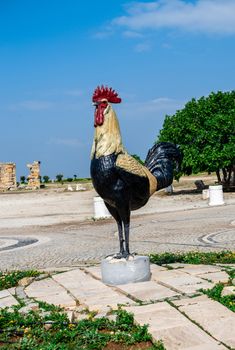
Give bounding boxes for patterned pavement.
[0,200,234,271]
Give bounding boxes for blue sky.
[1,0,235,179]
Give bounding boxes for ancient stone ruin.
[0,161,41,191]
[27,161,41,189]
[0,163,17,190]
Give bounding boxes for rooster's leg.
[123,223,130,258]
[117,221,125,257]
[104,203,124,258]
[119,206,130,259]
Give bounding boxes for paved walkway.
[0,185,234,348]
[0,198,234,270]
[1,261,234,349]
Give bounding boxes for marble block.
[101,255,151,285]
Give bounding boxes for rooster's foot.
[105,253,123,260]
[113,252,125,259]
[123,252,137,260]
[105,252,137,260]
[119,251,137,260]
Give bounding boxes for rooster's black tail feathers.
[145,142,182,191]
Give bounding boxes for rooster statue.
[90,86,181,259]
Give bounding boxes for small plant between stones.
[0,271,40,291]
[200,268,235,313]
[0,271,164,349]
[150,251,235,313]
[0,304,164,349]
[200,282,235,312]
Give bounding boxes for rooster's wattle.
[90,86,181,258]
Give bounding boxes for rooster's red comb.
[92,85,122,103]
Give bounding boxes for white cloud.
[93,29,114,39]
[119,96,185,118]
[152,97,174,104]
[123,30,144,38]
[48,138,84,148]
[113,0,235,35]
[134,42,151,52]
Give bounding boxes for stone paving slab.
[125,302,226,350]
[216,263,235,268]
[222,285,235,296]
[52,268,134,311]
[151,269,214,294]
[1,263,234,349]
[0,289,11,298]
[166,263,223,275]
[116,281,180,302]
[0,289,19,308]
[197,271,229,284]
[149,264,168,272]
[173,295,235,348]
[25,277,76,307]
[85,266,102,280]
[7,287,16,295]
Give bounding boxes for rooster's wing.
[115,153,157,210]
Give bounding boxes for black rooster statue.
[90,86,181,259]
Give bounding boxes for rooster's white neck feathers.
[91,104,125,159]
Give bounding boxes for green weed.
[201,283,235,312]
[0,270,40,291]
[149,251,235,265]
[0,306,165,349]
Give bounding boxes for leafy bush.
[42,175,50,183]
[55,174,63,182]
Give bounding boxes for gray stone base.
[101,255,151,285]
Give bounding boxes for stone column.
[27,161,41,190]
[0,163,17,191]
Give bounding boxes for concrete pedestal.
[209,185,224,206]
[101,255,151,285]
[93,196,111,219]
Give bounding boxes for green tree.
[20,176,26,184]
[157,91,235,187]
[73,174,77,181]
[131,154,144,165]
[43,175,50,183]
[55,174,63,182]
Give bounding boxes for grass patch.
[226,268,235,284]
[0,271,40,291]
[0,306,164,349]
[149,251,235,266]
